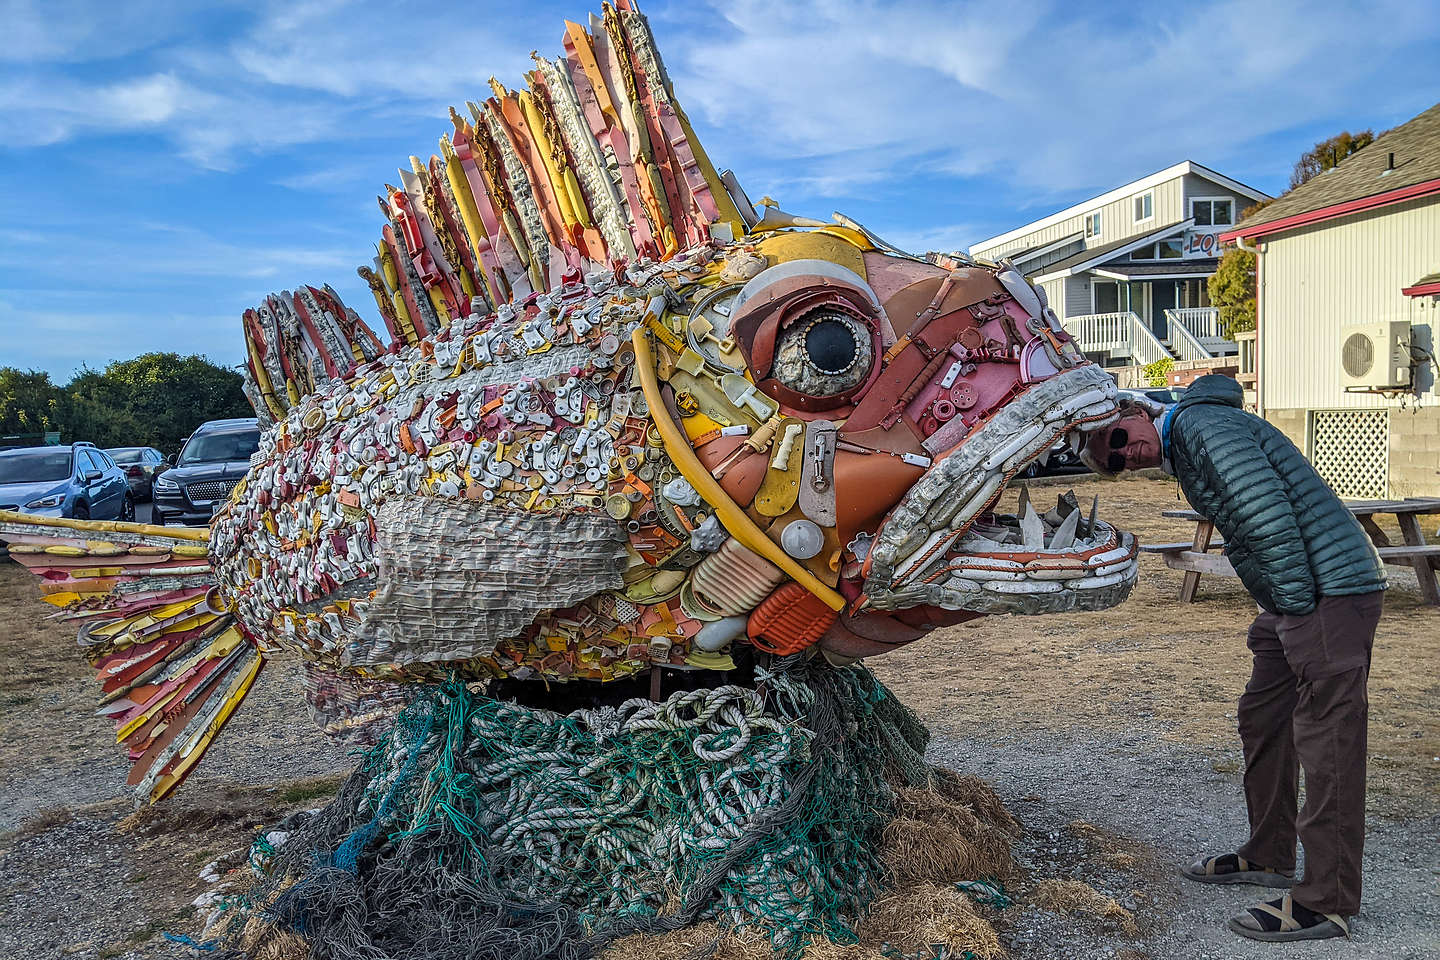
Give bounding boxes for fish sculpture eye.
[772,310,873,397]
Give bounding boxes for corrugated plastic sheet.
[350,496,628,665]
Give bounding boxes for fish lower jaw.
[865,519,1139,615]
[862,363,1139,615]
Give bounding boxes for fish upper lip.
[859,363,1140,614]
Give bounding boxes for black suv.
[152,418,261,525]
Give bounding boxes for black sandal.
[1181,853,1293,888]
[1228,893,1350,942]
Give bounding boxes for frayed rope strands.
[214,658,932,959]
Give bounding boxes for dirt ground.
[873,475,1440,821]
[0,476,1436,958]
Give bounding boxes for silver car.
[106,446,169,501]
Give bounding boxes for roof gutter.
[1222,176,1440,242]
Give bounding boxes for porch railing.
[1168,307,1220,340]
[1165,307,1236,355]
[1166,319,1212,362]
[1062,311,1169,367]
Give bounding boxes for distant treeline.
[0,353,252,457]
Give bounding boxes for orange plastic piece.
[746,582,839,655]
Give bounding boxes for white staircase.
[1064,307,1234,366]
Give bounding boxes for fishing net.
[212,658,966,960]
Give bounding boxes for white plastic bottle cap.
[780,519,824,560]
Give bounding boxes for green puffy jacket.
[1162,375,1386,615]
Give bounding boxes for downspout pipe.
[1234,234,1263,417]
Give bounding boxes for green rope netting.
[223,658,932,959]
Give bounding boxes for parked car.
[1119,386,1187,408]
[107,446,169,501]
[0,442,135,520]
[152,418,261,526]
[1019,438,1088,478]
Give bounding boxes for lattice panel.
[1309,409,1389,500]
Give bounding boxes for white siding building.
[970,162,1269,369]
[1224,103,1440,499]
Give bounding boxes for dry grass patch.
[602,884,1005,960]
[883,785,1018,885]
[4,804,73,841]
[1031,878,1138,936]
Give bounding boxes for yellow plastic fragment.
[631,329,844,612]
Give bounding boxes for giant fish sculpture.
[0,0,1137,805]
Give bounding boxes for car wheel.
[120,494,136,522]
[73,502,89,520]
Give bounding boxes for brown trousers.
[1235,591,1383,916]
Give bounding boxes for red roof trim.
[1222,176,1440,242]
[1402,280,1440,298]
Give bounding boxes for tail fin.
[0,510,265,803]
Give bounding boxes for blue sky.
[3,0,1438,380]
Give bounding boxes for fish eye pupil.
[804,315,857,374]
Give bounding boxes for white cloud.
[0,0,548,167]
[94,74,186,126]
[225,0,535,100]
[669,0,1440,206]
[5,222,357,281]
[0,0,201,63]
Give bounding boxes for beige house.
[970,162,1269,369]
[1223,102,1440,500]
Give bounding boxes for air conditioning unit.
[1340,320,1411,389]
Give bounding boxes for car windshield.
[108,448,144,463]
[177,430,260,466]
[0,449,74,484]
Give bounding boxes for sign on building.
[1183,228,1225,258]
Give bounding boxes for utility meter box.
[1340,320,1411,390]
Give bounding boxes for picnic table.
[1141,498,1440,606]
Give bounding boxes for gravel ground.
[0,657,355,960]
[5,716,1435,958]
[929,725,1440,959]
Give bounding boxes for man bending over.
[1086,374,1386,943]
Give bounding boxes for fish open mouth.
[861,364,1139,615]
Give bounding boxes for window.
[79,450,103,475]
[1191,197,1234,226]
[1092,280,1120,313]
[177,429,261,466]
[1085,212,1103,237]
[1130,237,1183,261]
[1134,192,1153,222]
[0,449,72,484]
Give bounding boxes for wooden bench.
[1155,498,1440,605]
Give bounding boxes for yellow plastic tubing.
[630,328,844,612]
[0,508,209,541]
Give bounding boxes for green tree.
[60,354,251,455]
[0,368,62,439]
[1142,356,1175,388]
[1209,248,1257,338]
[1289,129,1375,190]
